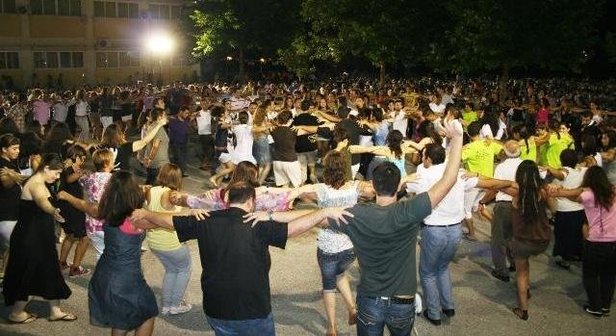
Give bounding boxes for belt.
[377,296,415,304]
[495,200,512,203]
[422,223,460,228]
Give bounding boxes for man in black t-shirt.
[131,182,349,336]
[270,111,302,187]
[0,134,23,247]
[292,100,322,184]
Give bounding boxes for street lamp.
[144,33,175,83]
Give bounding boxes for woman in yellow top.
[512,124,550,162]
[145,163,193,316]
[544,120,575,169]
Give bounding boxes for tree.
[295,0,437,84]
[429,0,603,99]
[191,0,301,81]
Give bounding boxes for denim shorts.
[317,248,356,292]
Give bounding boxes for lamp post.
[145,33,175,84]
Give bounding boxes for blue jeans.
[317,248,356,291]
[151,245,192,308]
[207,312,275,336]
[419,223,462,320]
[356,296,415,336]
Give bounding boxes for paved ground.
[1,141,615,335]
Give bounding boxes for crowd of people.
[0,76,614,336]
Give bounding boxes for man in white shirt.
[488,140,523,282]
[391,99,408,137]
[406,143,479,325]
[196,102,214,171]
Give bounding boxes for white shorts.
[87,230,105,260]
[273,160,302,187]
[464,188,485,219]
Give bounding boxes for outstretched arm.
[427,120,463,208]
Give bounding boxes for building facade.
[0,0,199,89]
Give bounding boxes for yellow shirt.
[145,186,183,251]
[545,133,574,169]
[519,138,537,162]
[462,139,503,177]
[461,110,478,129]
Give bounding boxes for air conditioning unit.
[96,39,111,48]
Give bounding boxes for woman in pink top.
[32,92,51,129]
[550,166,615,318]
[535,97,550,126]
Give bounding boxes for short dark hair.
[372,162,401,197]
[467,121,482,137]
[560,149,577,168]
[238,111,249,124]
[277,110,293,124]
[0,133,20,150]
[226,182,256,204]
[300,99,311,111]
[424,143,446,165]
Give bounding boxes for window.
[30,0,81,16]
[171,5,182,19]
[150,4,172,20]
[118,2,138,18]
[94,1,119,17]
[0,52,20,69]
[1,0,17,14]
[34,51,83,68]
[98,51,139,68]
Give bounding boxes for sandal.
[9,313,38,324]
[512,307,528,320]
[49,313,77,322]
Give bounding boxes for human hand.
[191,209,210,220]
[243,211,268,227]
[57,190,70,201]
[53,208,65,223]
[130,208,150,223]
[325,207,354,225]
[435,118,463,140]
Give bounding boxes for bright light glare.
[146,34,175,55]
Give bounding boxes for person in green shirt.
[461,102,479,130]
[461,121,503,240]
[545,121,575,169]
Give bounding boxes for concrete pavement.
[1,142,614,335]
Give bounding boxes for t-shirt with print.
[270,126,297,162]
[328,192,432,297]
[0,157,21,220]
[462,140,502,177]
[292,112,322,153]
[173,208,288,320]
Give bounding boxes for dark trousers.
[199,134,215,166]
[491,201,514,275]
[170,143,188,174]
[552,210,586,260]
[583,240,616,311]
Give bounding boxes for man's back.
[332,193,431,297]
[173,208,287,320]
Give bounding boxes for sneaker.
[161,306,171,315]
[422,310,441,326]
[442,309,455,318]
[69,266,91,277]
[602,308,610,316]
[169,302,192,315]
[583,305,603,318]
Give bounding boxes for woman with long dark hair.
[89,171,157,335]
[549,166,615,318]
[3,153,76,323]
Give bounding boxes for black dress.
[89,223,158,330]
[3,199,72,305]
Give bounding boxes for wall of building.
[0,0,199,89]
